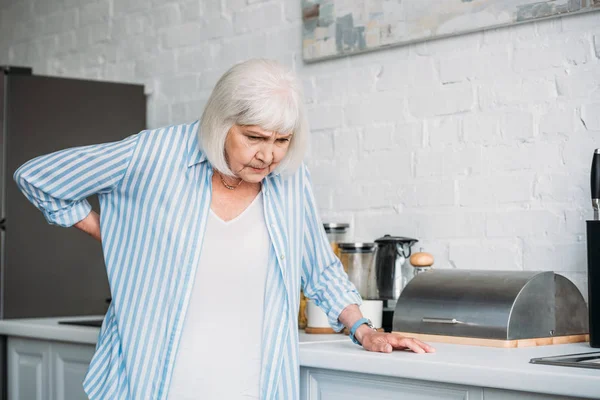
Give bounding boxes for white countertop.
[0,315,347,345]
[1,317,598,398]
[0,315,103,344]
[301,340,600,399]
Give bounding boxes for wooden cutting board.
[304,327,339,334]
[304,327,385,334]
[393,332,590,348]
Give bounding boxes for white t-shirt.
[168,193,269,399]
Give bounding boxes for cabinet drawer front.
[302,368,483,400]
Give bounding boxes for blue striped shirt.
[14,121,361,399]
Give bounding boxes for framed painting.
[302,0,600,62]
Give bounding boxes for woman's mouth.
[250,166,268,172]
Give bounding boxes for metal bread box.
[393,270,589,347]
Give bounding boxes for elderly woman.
[14,59,434,400]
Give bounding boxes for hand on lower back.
[74,211,101,242]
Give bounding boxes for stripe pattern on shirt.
[13,121,361,399]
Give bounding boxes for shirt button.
[280,254,285,260]
[271,223,276,228]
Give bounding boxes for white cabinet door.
[301,368,483,400]
[7,337,95,400]
[52,342,95,400]
[7,337,51,400]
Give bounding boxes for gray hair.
[200,59,309,177]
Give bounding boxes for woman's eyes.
[247,136,290,143]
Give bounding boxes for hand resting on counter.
[359,330,435,354]
[339,303,435,354]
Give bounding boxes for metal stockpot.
[373,235,418,300]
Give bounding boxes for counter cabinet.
[2,323,597,400]
[7,337,93,400]
[300,367,588,400]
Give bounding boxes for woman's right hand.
[74,211,102,242]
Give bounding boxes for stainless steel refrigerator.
[0,66,146,397]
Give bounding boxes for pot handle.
[396,242,415,258]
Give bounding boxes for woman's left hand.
[360,330,436,354]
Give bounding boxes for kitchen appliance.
[0,66,146,397]
[393,270,589,347]
[587,148,600,348]
[1,66,145,318]
[373,235,418,300]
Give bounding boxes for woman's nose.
[257,142,274,164]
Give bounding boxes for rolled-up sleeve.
[13,133,139,227]
[300,165,362,331]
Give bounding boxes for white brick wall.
[1,0,599,298]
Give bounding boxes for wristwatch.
[349,318,376,346]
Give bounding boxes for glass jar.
[298,291,308,329]
[301,223,349,330]
[338,242,379,299]
[323,223,349,260]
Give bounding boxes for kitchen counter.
[0,315,347,345]
[0,315,103,344]
[301,339,600,399]
[1,317,598,398]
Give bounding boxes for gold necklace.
[218,171,243,190]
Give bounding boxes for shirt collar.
[187,121,208,168]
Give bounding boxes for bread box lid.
[392,270,588,340]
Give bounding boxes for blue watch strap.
[349,318,370,345]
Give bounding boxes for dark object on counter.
[592,149,600,220]
[373,235,418,300]
[393,270,588,343]
[381,300,396,332]
[530,351,600,370]
[587,149,600,348]
[0,66,146,319]
[58,319,104,328]
[586,221,600,348]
